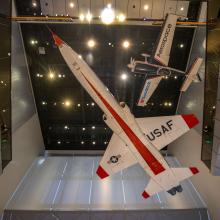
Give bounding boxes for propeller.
[127,57,136,72]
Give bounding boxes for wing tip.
[52,33,64,46]
[142,191,150,199]
[181,114,199,129]
[96,166,109,179]
[190,167,199,175]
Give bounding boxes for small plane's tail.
[180,58,203,92]
[137,76,163,106]
[142,167,199,199]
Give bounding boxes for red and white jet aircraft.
[52,32,199,199]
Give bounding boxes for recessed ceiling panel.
[164,0,177,16]
[91,0,104,17]
[53,0,66,16]
[40,0,53,15]
[78,0,91,14]
[65,0,79,17]
[128,0,141,18]
[176,1,189,18]
[152,0,165,19]
[116,0,128,16]
[140,0,153,18]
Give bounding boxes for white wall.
[0,1,44,217]
[0,114,44,217]
[169,130,220,220]
[169,26,220,220]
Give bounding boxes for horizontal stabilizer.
[142,178,163,199]
[171,167,199,182]
[154,14,178,66]
[137,76,162,106]
[142,167,199,199]
[181,58,203,92]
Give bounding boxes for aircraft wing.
[135,114,199,151]
[96,133,137,179]
[180,58,203,92]
[154,14,178,66]
[137,76,163,107]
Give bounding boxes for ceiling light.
[48,72,55,79]
[118,13,126,22]
[121,73,128,80]
[144,4,149,10]
[86,12,93,22]
[77,103,81,107]
[78,54,82,59]
[32,2,37,7]
[180,7,184,11]
[57,141,61,144]
[180,44,184,48]
[81,141,84,144]
[92,141,96,145]
[91,102,95,106]
[58,74,62,78]
[101,5,115,25]
[30,40,35,45]
[64,100,72,107]
[92,126,95,130]
[87,39,96,48]
[42,101,47,105]
[174,76,178,79]
[64,125,69,130]
[69,2,74,8]
[79,14,85,21]
[168,102,172,107]
[2,109,6,113]
[122,40,130,49]
[0,81,3,84]
[82,127,86,131]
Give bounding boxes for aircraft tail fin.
[180,58,203,92]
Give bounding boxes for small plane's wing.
[136,114,199,151]
[154,14,178,66]
[180,58,203,92]
[96,133,137,179]
[137,76,163,107]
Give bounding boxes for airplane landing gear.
[167,188,176,196]
[175,185,183,193]
[167,185,183,196]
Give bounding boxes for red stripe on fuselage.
[81,72,165,175]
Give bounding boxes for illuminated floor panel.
[3,156,210,220]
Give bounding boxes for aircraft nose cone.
[52,33,63,46]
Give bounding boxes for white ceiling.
[40,0,190,19]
